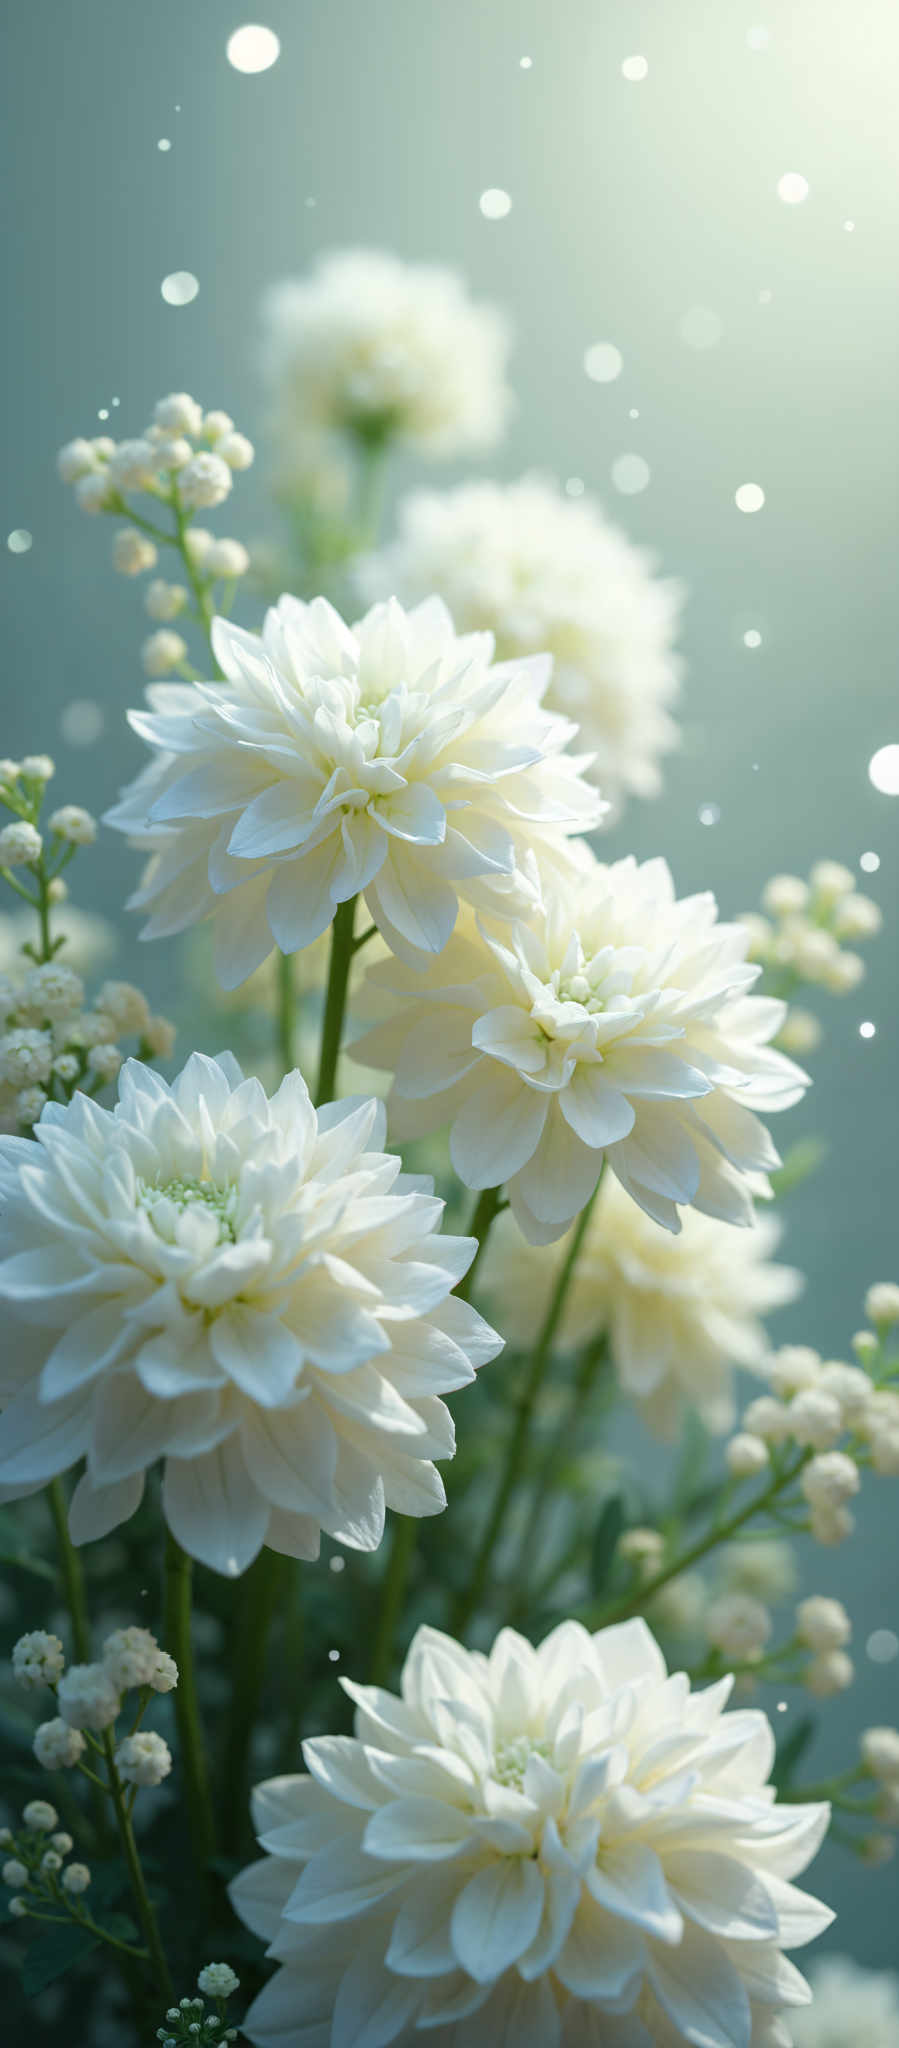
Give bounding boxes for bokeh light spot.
[7,529,32,554]
[743,629,762,648]
[479,188,512,219]
[621,55,649,81]
[611,453,650,495]
[735,482,765,513]
[226,25,281,72]
[869,744,899,795]
[859,1021,876,1040]
[777,172,809,206]
[61,699,105,747]
[867,1629,898,1663]
[161,271,199,306]
[860,851,880,873]
[584,341,623,383]
[699,803,721,827]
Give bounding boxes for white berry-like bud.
[618,1527,665,1574]
[215,431,254,471]
[152,435,194,472]
[796,1595,851,1650]
[87,1042,123,1082]
[47,877,67,904]
[75,470,114,514]
[12,1630,65,1690]
[805,1649,854,1697]
[197,1964,240,1999]
[852,1328,879,1365]
[705,1593,772,1661]
[202,411,234,442]
[154,393,204,437]
[182,527,214,566]
[742,1396,790,1443]
[33,1718,86,1769]
[57,438,98,483]
[817,1361,873,1425]
[860,1726,899,1782]
[204,538,250,578]
[113,528,158,576]
[92,436,116,460]
[21,755,55,782]
[95,981,150,1033]
[178,453,232,509]
[142,629,188,677]
[48,806,97,846]
[61,1863,91,1894]
[809,1504,855,1546]
[108,439,156,491]
[145,578,189,621]
[833,893,882,940]
[768,1347,821,1399]
[114,1731,172,1788]
[102,1625,161,1690]
[23,963,84,1024]
[0,821,43,866]
[801,1451,860,1512]
[823,948,864,994]
[144,1015,177,1057]
[57,1662,121,1732]
[725,1433,769,1478]
[0,1831,11,1847]
[52,1053,79,1084]
[787,1388,844,1449]
[761,874,809,918]
[8,1896,27,1917]
[41,1849,62,1872]
[871,1429,899,1476]
[149,1649,178,1693]
[865,1282,899,1327]
[0,759,22,782]
[810,859,855,902]
[50,1833,73,1855]
[17,1086,47,1125]
[0,1030,53,1085]
[2,1860,28,1888]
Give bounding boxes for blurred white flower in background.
[369,479,684,814]
[261,249,512,456]
[484,1173,802,1434]
[790,1956,899,2046]
[359,851,809,1243]
[0,1053,500,1573]
[106,595,601,984]
[231,1616,831,2048]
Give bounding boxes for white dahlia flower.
[0,1053,500,1574]
[261,250,511,455]
[357,854,809,1244]
[483,1176,802,1435]
[791,1956,899,2047]
[105,595,602,985]
[231,1617,832,2048]
[370,479,684,813]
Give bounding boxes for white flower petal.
[162,1438,269,1577]
[450,1857,545,1982]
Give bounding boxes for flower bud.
[725,1433,769,1478]
[761,875,809,918]
[108,439,156,491]
[48,806,97,846]
[178,453,232,510]
[57,1662,121,1732]
[12,1630,65,1690]
[145,578,189,621]
[61,1862,91,1894]
[50,1833,73,1855]
[833,893,882,940]
[865,1281,899,1328]
[805,1649,854,1697]
[57,438,98,483]
[2,1861,28,1889]
[809,859,854,902]
[113,528,158,576]
[21,755,55,782]
[0,821,42,866]
[75,470,114,514]
[197,1963,240,1999]
[787,1388,843,1450]
[860,1726,899,1783]
[705,1593,772,1661]
[205,538,250,578]
[215,431,254,471]
[154,393,204,437]
[801,1451,860,1512]
[796,1595,851,1651]
[33,1718,86,1769]
[768,1347,821,1398]
[202,411,234,442]
[24,1796,61,1831]
[142,630,188,678]
[114,1731,172,1788]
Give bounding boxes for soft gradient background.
[3,0,898,1974]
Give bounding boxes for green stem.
[100,1729,174,2003]
[315,896,357,1106]
[527,1333,610,1549]
[46,1478,90,1662]
[276,951,296,1073]
[369,1519,417,1686]
[354,437,388,549]
[163,1534,217,1871]
[219,1550,288,1854]
[451,1175,603,1635]
[455,1186,505,1304]
[171,490,222,674]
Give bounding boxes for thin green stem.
[354,437,389,549]
[451,1175,603,1635]
[219,1550,288,1855]
[100,1729,174,2002]
[163,1533,217,1871]
[455,1186,505,1304]
[171,489,222,674]
[276,951,296,1073]
[46,1478,90,1662]
[315,896,357,1106]
[369,1519,417,1686]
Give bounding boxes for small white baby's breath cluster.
[12,1621,179,1783]
[796,1596,855,1698]
[860,1727,899,1828]
[791,1956,899,2048]
[740,859,882,1053]
[1,1797,92,1922]
[155,1977,242,2048]
[0,958,174,1130]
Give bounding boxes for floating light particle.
[699,803,720,827]
[860,850,880,873]
[61,699,105,748]
[98,408,109,420]
[628,407,639,419]
[869,744,899,795]
[867,1629,899,1664]
[859,1021,876,1040]
[328,1555,345,1574]
[611,453,650,495]
[7,529,32,554]
[328,1648,340,1663]
[226,24,281,72]
[679,306,724,350]
[565,477,585,497]
[751,762,760,771]
[743,629,762,648]
[843,219,855,233]
[777,172,809,206]
[735,482,765,513]
[519,55,533,69]
[158,138,172,152]
[776,1700,788,1713]
[584,341,622,383]
[111,397,120,407]
[746,26,770,51]
[759,288,773,305]
[304,196,317,208]
[479,187,512,219]
[621,54,648,81]
[161,271,199,306]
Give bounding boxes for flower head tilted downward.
[105,596,603,986]
[231,1617,833,2048]
[0,1054,501,1572]
[358,851,810,1243]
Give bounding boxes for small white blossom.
[87,1042,123,1082]
[92,436,116,460]
[792,1957,899,2048]
[2,1860,28,1888]
[8,1896,28,1917]
[48,806,97,846]
[16,1086,47,1124]
[95,981,150,1033]
[50,1832,73,1854]
[61,1862,91,1894]
[824,949,864,994]
[51,1053,80,1083]
[57,1662,121,1731]
[742,1394,791,1442]
[215,431,254,470]
[618,1526,665,1574]
[720,1538,796,1602]
[202,411,234,441]
[705,1592,772,1660]
[834,892,882,939]
[40,1849,62,1872]
[787,1388,844,1449]
[801,1451,860,1513]
[809,1504,855,1546]
[204,539,249,578]
[871,1428,899,1475]
[768,1345,822,1397]
[145,579,189,621]
[0,760,22,784]
[12,1630,65,1690]
[796,1595,851,1650]
[108,439,156,492]
[761,874,809,917]
[21,756,55,782]
[805,1649,854,1697]
[0,1829,11,1846]
[860,1726,899,1783]
[0,1030,53,1085]
[865,1281,899,1326]
[178,453,232,510]
[152,435,194,472]
[197,1963,240,1999]
[810,859,855,901]
[22,963,84,1021]
[113,528,158,576]
[182,527,215,566]
[142,629,188,677]
[144,1015,177,1058]
[33,1718,86,1769]
[777,1006,822,1056]
[725,1431,769,1478]
[154,393,204,436]
[57,438,98,483]
[817,1360,873,1425]
[102,1625,177,1692]
[114,1730,172,1787]
[75,470,114,513]
[0,821,42,866]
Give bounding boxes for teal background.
[3,0,898,1976]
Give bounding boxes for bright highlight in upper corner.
[777,172,809,205]
[479,188,512,219]
[226,24,281,73]
[869,743,899,795]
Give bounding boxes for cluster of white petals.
[232,1618,832,2048]
[105,596,601,986]
[261,251,511,456]
[791,1956,899,2047]
[57,396,253,520]
[484,1175,800,1435]
[0,957,172,1131]
[728,1340,899,1541]
[359,852,809,1244]
[740,862,880,1005]
[371,479,684,813]
[0,1053,500,1574]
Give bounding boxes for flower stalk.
[163,1534,217,1872]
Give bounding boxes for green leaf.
[22,1923,100,1996]
[590,1496,625,1594]
[772,1714,817,1790]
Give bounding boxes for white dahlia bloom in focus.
[231,1618,832,2048]
[358,853,809,1243]
[791,1956,899,2047]
[484,1176,802,1435]
[0,1054,500,1573]
[105,596,602,985]
[261,250,511,455]
[371,479,684,814]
